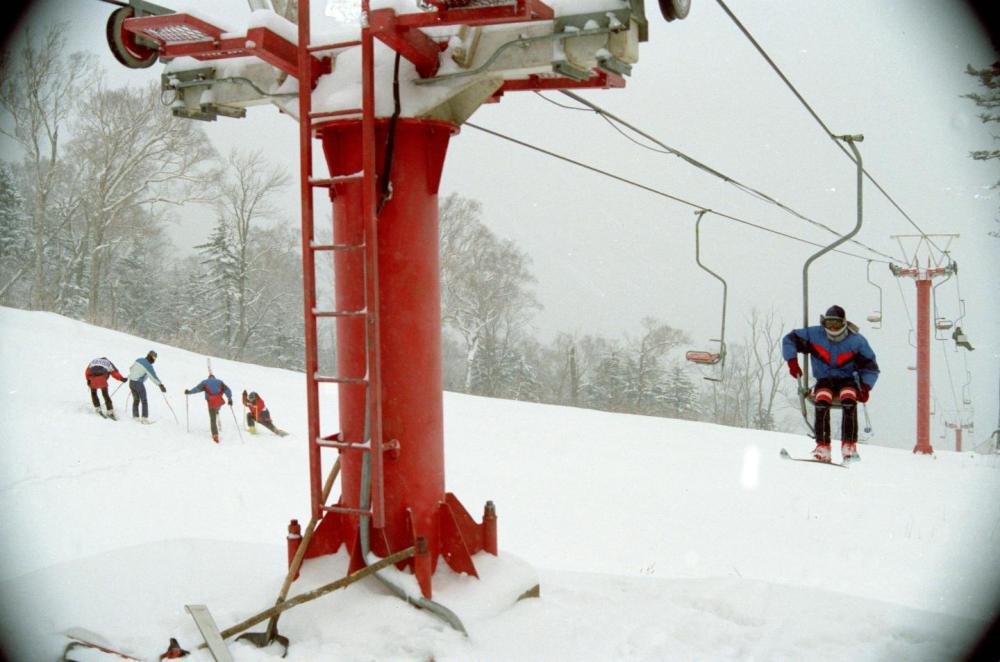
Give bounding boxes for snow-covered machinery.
[104,0,688,643]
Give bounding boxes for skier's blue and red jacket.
[187,377,233,409]
[782,325,880,389]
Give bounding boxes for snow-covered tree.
[68,81,217,323]
[0,24,92,308]
[439,193,541,397]
[964,60,1000,237]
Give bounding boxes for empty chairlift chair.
[685,210,727,381]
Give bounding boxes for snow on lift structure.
[684,209,726,381]
[865,260,882,327]
[102,0,692,651]
[797,135,864,426]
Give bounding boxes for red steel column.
[322,117,457,566]
[914,276,934,454]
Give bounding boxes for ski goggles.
[822,318,846,331]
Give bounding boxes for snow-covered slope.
[0,306,998,661]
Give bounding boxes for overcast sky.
[5,0,999,450]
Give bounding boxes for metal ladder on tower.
[296,0,385,531]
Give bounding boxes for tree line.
[438,194,793,430]
[0,25,304,368]
[0,24,794,432]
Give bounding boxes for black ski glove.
[159,384,166,393]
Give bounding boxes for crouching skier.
[185,373,233,443]
[242,390,288,436]
[783,305,879,464]
[85,357,126,419]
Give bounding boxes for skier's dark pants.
[209,407,221,436]
[130,380,148,418]
[247,410,278,433]
[90,387,113,410]
[813,377,859,443]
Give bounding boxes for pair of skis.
[779,447,857,468]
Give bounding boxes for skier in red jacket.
[242,390,287,436]
[85,357,127,419]
[184,374,233,443]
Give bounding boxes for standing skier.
[185,373,233,443]
[128,350,167,423]
[241,389,287,436]
[782,305,879,463]
[84,357,126,419]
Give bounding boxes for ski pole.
[111,380,126,399]
[862,402,872,435]
[162,392,180,425]
[185,393,190,433]
[229,404,244,444]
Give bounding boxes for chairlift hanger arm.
[801,135,864,383]
[693,210,727,353]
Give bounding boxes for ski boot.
[841,441,860,464]
[94,406,106,418]
[140,417,152,425]
[247,425,258,435]
[812,442,832,463]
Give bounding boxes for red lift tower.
[889,235,958,455]
[106,0,686,634]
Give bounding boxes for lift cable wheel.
[658,0,692,21]
[105,1,174,69]
[684,209,727,382]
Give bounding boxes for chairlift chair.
[684,210,727,382]
[795,135,865,431]
[865,260,883,329]
[931,268,954,339]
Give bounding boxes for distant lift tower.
[106,0,684,617]
[889,234,958,455]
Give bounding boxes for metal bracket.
[553,60,594,81]
[597,55,631,77]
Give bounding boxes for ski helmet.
[248,391,259,402]
[820,305,848,341]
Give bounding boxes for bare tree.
[68,82,218,323]
[439,193,540,395]
[213,148,289,359]
[628,317,688,414]
[702,307,791,431]
[746,307,789,430]
[0,24,92,308]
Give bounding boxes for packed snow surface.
[1,306,998,660]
